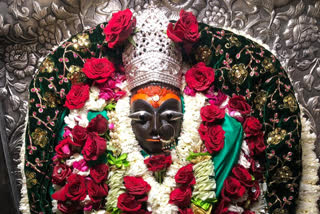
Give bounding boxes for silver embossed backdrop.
[0,0,319,213]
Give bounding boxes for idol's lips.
[146,139,161,142]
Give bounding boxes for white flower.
[64,109,89,128]
[84,86,107,111]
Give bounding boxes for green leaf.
[119,153,127,160]
[107,153,129,168]
[105,102,116,111]
[111,208,121,214]
[134,28,140,33]
[191,197,214,211]
[123,161,130,167]
[128,36,137,47]
[186,152,210,161]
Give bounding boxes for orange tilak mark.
[131,85,181,108]
[131,93,180,108]
[130,94,159,108]
[158,93,181,106]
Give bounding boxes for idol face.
[129,85,183,154]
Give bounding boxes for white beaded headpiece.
[122,7,183,91]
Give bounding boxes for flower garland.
[109,91,208,213]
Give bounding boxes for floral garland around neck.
[109,91,211,214]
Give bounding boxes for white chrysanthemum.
[64,109,89,128]
[238,152,251,169]
[84,86,107,111]
[228,204,244,213]
[238,140,251,169]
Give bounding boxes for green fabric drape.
[213,114,243,198]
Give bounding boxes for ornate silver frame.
[0,0,319,213]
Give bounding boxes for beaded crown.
[122,7,183,91]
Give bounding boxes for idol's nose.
[150,114,161,137]
[159,123,175,141]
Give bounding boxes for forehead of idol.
[130,84,181,109]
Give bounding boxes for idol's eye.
[160,110,183,121]
[129,111,152,123]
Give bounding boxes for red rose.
[247,132,265,156]
[90,164,109,183]
[232,164,254,187]
[82,132,106,161]
[243,211,256,214]
[71,125,87,147]
[55,137,73,159]
[248,181,260,201]
[228,95,251,116]
[169,186,192,208]
[179,208,194,214]
[64,83,90,110]
[199,124,225,154]
[57,201,79,213]
[167,10,200,44]
[243,117,262,137]
[124,176,151,197]
[66,174,87,201]
[250,159,264,181]
[214,199,229,214]
[185,62,215,92]
[104,9,136,48]
[87,114,108,134]
[52,162,72,185]
[82,58,115,83]
[200,104,225,123]
[175,164,196,186]
[87,179,108,203]
[117,193,142,212]
[221,176,246,200]
[52,174,87,201]
[144,154,172,172]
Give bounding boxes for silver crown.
[122,7,183,91]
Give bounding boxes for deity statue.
[21,5,302,214]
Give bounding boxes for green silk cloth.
[213,114,243,198]
[88,110,108,121]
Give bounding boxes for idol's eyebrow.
[130,99,154,112]
[158,98,182,112]
[160,110,183,120]
[128,111,152,120]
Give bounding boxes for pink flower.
[114,90,126,101]
[183,86,196,96]
[99,88,114,101]
[73,159,89,172]
[108,123,114,130]
[206,88,227,107]
[83,204,93,211]
[63,127,72,138]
